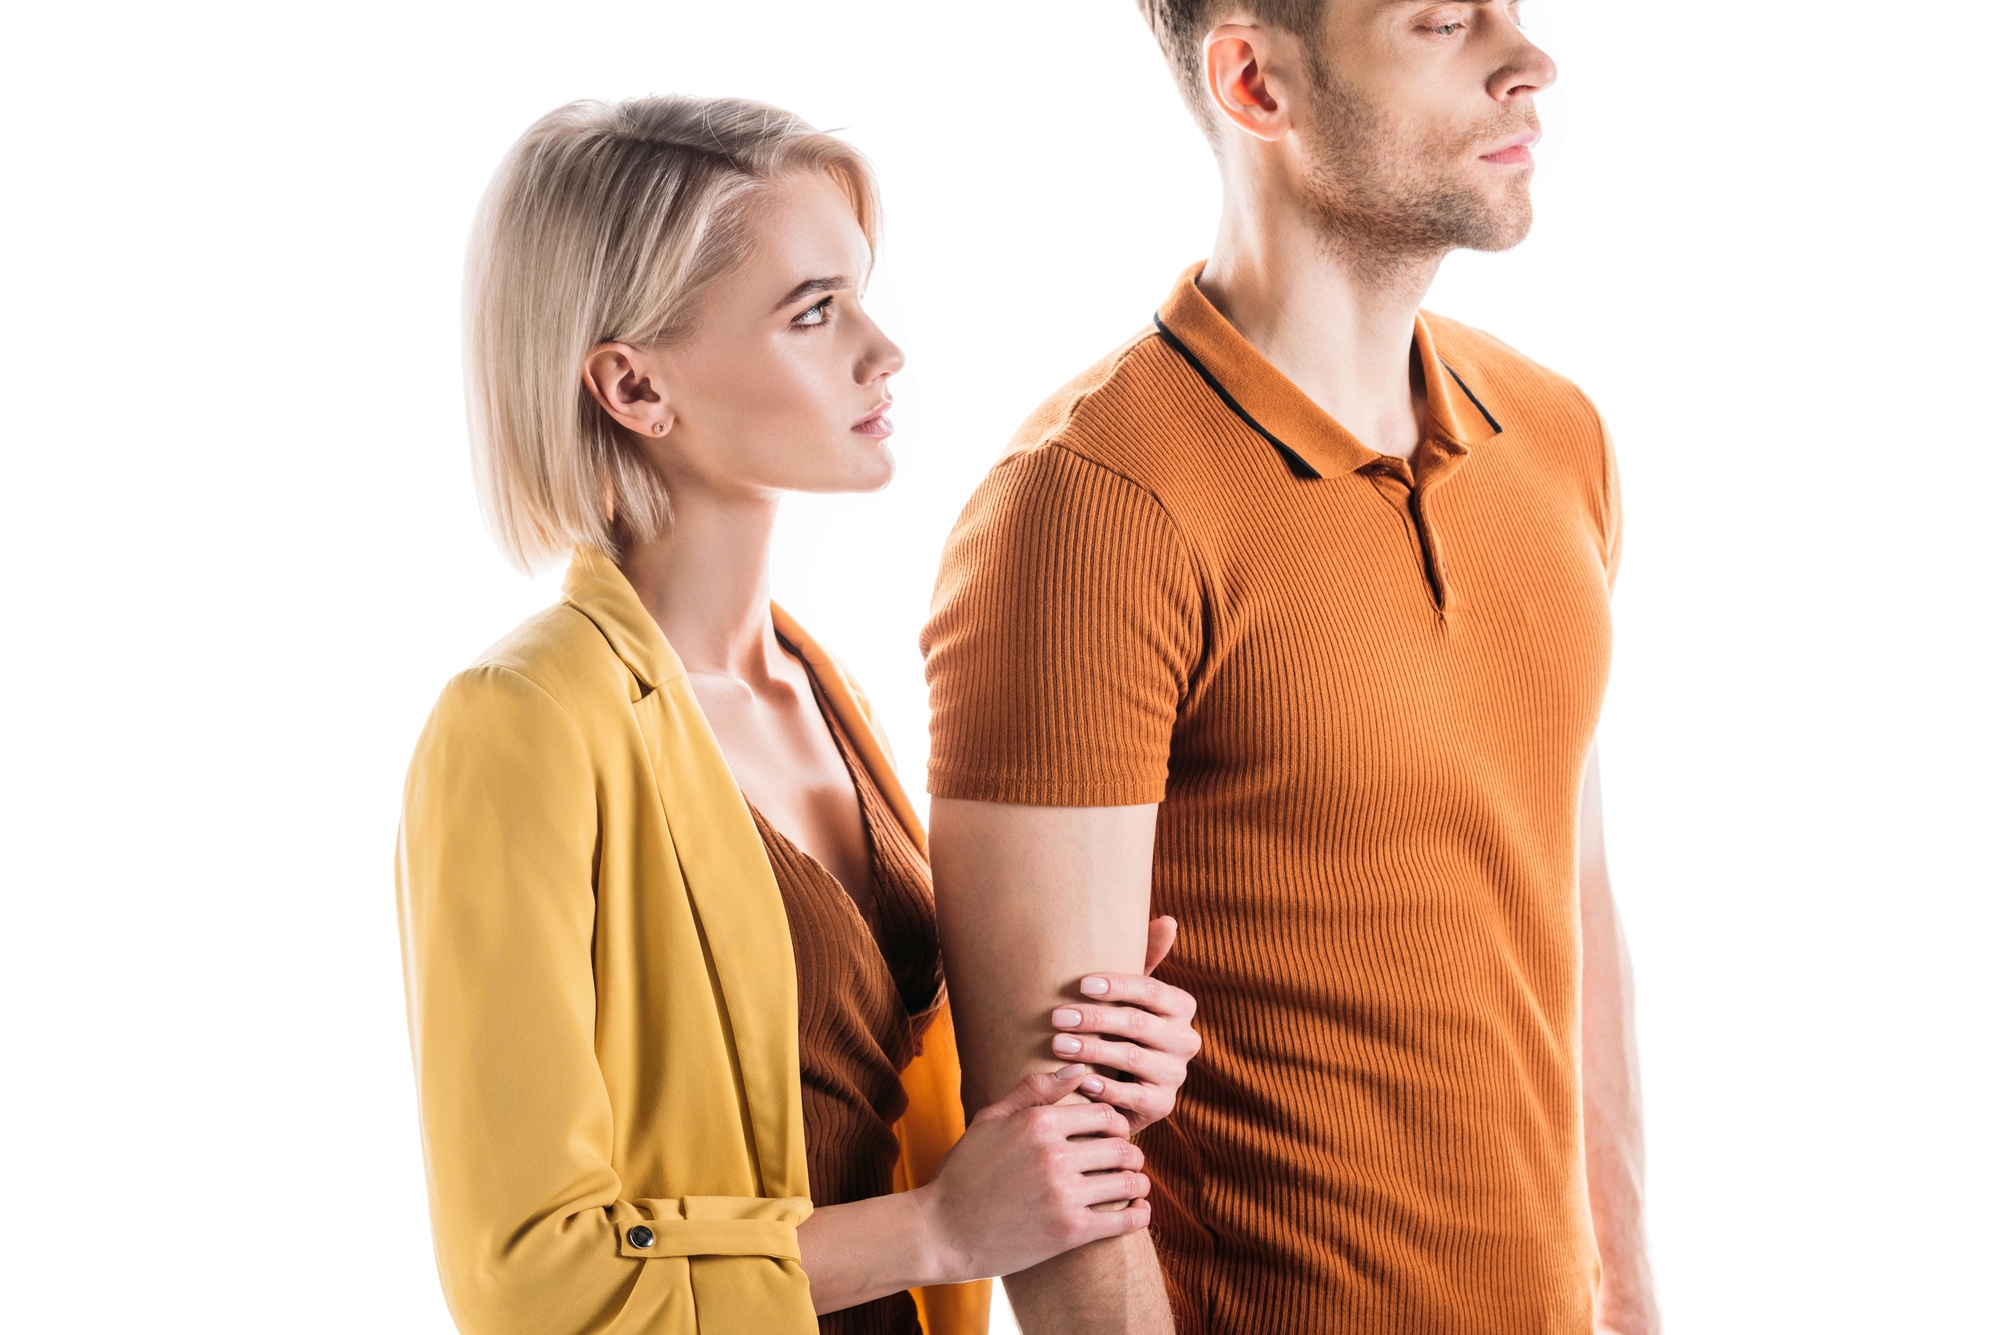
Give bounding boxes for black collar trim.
[1440,360,1503,435]
[1153,314,1505,474]
[1152,315,1320,479]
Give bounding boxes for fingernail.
[1080,977,1109,996]
[1081,1077,1104,1094]
[1053,1008,1082,1027]
[1053,1035,1082,1055]
[1055,1063,1088,1079]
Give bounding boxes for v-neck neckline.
[748,644,882,940]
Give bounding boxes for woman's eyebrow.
[773,275,850,311]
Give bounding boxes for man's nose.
[1491,34,1557,102]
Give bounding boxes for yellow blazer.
[397,547,988,1335]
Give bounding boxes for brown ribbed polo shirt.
[923,265,1620,1334]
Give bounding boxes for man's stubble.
[1298,54,1537,276]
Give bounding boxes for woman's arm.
[401,666,811,1334]
[799,936,1203,1318]
[796,1074,1151,1313]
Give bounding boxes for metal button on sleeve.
[627,1225,656,1250]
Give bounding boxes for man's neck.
[1199,186,1442,461]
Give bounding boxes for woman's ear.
[582,343,674,439]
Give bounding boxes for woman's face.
[591,170,904,503]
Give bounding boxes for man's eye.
[1426,22,1467,36]
[794,297,833,326]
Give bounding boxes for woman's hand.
[1047,915,1201,1135]
[915,1070,1152,1284]
[799,925,1193,1306]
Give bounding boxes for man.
[921,3,1657,1334]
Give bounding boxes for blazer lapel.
[633,679,808,1199]
[563,550,809,1201]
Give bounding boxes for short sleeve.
[921,445,1203,807]
[1601,424,1624,591]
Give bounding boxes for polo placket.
[1362,437,1471,614]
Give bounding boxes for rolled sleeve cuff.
[615,1196,813,1261]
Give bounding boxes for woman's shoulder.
[431,600,636,739]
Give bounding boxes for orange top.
[750,662,943,1335]
[923,265,1620,1333]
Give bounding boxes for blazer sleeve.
[396,664,813,1335]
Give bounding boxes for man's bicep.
[923,448,1202,811]
[929,799,1159,1110]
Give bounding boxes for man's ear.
[581,343,674,440]
[1205,24,1297,143]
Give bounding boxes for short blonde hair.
[464,95,880,570]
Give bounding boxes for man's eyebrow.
[773,276,850,312]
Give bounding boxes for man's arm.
[1579,749,1662,1334]
[928,798,1174,1335]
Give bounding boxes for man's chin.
[1483,208,1535,253]
[1461,191,1534,253]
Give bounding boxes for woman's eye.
[794,297,833,327]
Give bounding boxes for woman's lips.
[852,405,893,438]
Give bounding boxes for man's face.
[1296,2,1555,259]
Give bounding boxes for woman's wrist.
[906,1182,972,1288]
[798,1188,972,1314]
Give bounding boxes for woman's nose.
[873,333,906,380]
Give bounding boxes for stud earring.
[652,422,667,436]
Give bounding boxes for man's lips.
[1479,131,1540,167]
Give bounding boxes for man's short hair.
[1136,0,1329,140]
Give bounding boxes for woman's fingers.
[1070,973,1198,1024]
[1070,1072,1172,1125]
[969,1069,1088,1125]
[1061,1134,1146,1175]
[1071,1196,1154,1248]
[1052,967,1200,1135]
[1054,996,1201,1050]
[1142,915,1177,976]
[1074,1165,1154,1209]
[1050,1033,1180,1086]
[1021,1100,1133,1143]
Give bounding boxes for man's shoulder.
[998,325,1197,485]
[1422,312,1606,446]
[938,328,1204,576]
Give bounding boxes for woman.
[397,97,1202,1335]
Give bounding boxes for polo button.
[627,1225,656,1250]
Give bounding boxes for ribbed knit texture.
[922,267,1620,1335]
[753,667,943,1335]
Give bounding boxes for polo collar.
[562,545,687,689]
[1152,262,1501,479]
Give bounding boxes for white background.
[2,2,1993,1331]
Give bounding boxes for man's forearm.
[1005,1233,1172,1334]
[1582,910,1659,1334]
[1581,894,1659,1334]
[1579,752,1660,1334]
[929,799,1173,1334]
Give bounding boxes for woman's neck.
[617,487,784,684]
